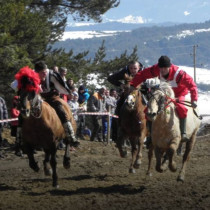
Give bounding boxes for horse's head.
[146,82,174,121]
[15,66,41,118]
[19,89,36,118]
[125,88,140,109]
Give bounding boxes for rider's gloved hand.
[191,101,197,108]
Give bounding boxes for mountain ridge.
[54,20,210,68]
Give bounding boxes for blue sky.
[102,0,210,23]
[71,0,210,24]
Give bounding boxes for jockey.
[13,62,80,155]
[34,61,80,147]
[130,55,198,143]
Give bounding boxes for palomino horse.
[146,82,201,182]
[17,71,76,188]
[116,74,147,173]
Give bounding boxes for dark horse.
[116,74,147,173]
[16,67,76,188]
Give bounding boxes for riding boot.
[63,122,80,147]
[180,118,188,141]
[15,127,23,157]
[144,120,152,149]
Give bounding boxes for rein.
[147,91,172,114]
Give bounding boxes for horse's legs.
[177,142,183,156]
[50,147,59,188]
[177,134,196,182]
[43,149,52,176]
[63,139,71,169]
[129,138,138,173]
[116,128,127,158]
[167,138,180,172]
[25,143,40,172]
[155,147,164,173]
[146,144,154,176]
[134,134,145,169]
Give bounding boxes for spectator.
[68,93,79,122]
[59,67,67,82]
[102,89,117,142]
[52,66,59,73]
[77,85,90,139]
[88,87,106,142]
[59,67,68,102]
[0,96,8,158]
[10,96,22,157]
[66,78,75,91]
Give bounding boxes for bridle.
[20,91,43,118]
[30,94,43,118]
[147,88,173,114]
[124,90,139,109]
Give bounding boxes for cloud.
[67,22,96,27]
[106,15,146,24]
[184,11,190,16]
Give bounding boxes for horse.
[116,74,147,173]
[146,82,201,182]
[17,71,76,188]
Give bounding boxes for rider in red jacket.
[130,55,198,142]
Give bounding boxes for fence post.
[107,105,111,144]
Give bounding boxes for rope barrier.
[78,112,119,118]
[0,111,119,123]
[0,118,18,123]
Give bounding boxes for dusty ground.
[0,128,210,210]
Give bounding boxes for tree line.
[0,0,141,107]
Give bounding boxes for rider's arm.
[130,64,159,88]
[108,68,127,86]
[178,72,198,102]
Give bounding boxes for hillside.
[53,20,210,68]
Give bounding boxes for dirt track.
[0,128,210,210]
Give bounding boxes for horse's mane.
[15,66,40,93]
[159,82,175,98]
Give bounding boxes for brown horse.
[116,74,147,173]
[18,79,76,188]
[146,82,201,182]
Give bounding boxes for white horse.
[146,82,201,182]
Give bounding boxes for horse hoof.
[177,172,185,182]
[53,183,59,188]
[29,162,40,172]
[120,150,127,158]
[169,163,177,172]
[63,156,70,169]
[156,166,163,173]
[146,171,152,177]
[129,168,136,174]
[177,175,184,182]
[134,163,140,169]
[44,168,52,176]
